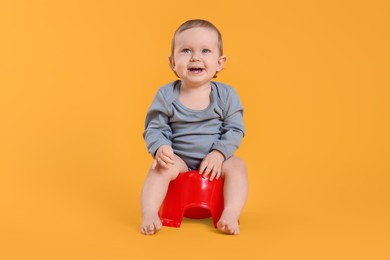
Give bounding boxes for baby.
[141,19,248,235]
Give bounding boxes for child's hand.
[199,150,225,181]
[152,145,175,169]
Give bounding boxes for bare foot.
[141,214,162,235]
[217,209,240,235]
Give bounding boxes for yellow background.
[1,0,389,259]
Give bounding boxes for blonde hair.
[170,19,223,57]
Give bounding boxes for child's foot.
[217,209,240,235]
[141,214,162,235]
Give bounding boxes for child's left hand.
[199,150,225,181]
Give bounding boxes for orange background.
[1,0,389,259]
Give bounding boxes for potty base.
[158,171,224,228]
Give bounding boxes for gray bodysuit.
[143,80,245,170]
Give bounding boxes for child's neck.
[180,81,211,92]
[179,82,212,110]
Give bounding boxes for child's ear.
[169,56,175,70]
[217,56,227,71]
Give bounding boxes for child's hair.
[170,19,224,57]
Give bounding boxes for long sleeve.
[143,89,173,157]
[211,87,245,160]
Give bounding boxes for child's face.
[170,27,226,87]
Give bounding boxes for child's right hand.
[152,145,175,169]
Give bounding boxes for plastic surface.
[158,170,224,228]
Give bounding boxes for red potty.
[159,171,224,228]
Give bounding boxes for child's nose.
[190,52,201,61]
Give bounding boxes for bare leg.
[218,156,248,235]
[140,155,188,235]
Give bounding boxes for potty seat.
[158,170,224,228]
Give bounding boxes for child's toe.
[154,221,162,231]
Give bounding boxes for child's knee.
[151,166,179,180]
[153,156,187,180]
[227,156,247,170]
[222,156,247,177]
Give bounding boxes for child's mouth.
[188,68,204,73]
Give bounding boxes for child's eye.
[181,49,191,53]
[202,49,211,53]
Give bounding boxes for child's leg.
[218,156,248,235]
[140,155,188,235]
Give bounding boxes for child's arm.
[212,87,245,158]
[143,89,173,162]
[200,87,245,180]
